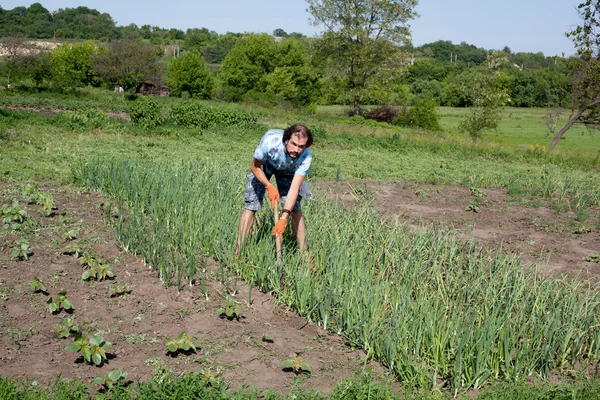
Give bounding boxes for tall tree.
[167,51,214,98]
[547,0,600,151]
[307,0,418,114]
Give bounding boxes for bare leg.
[236,209,255,255]
[291,210,306,251]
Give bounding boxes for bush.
[170,100,257,129]
[60,108,120,131]
[394,97,441,131]
[128,97,164,129]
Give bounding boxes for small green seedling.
[63,229,79,241]
[583,253,600,263]
[82,263,114,281]
[79,251,98,267]
[282,356,312,374]
[36,193,56,216]
[465,204,480,213]
[29,277,47,293]
[62,243,84,258]
[165,331,198,355]
[262,333,274,343]
[573,226,592,234]
[54,318,80,339]
[66,334,111,366]
[11,238,31,260]
[47,290,74,313]
[1,200,29,230]
[216,297,244,321]
[415,188,426,196]
[93,369,128,390]
[19,183,39,202]
[197,368,220,386]
[108,283,131,297]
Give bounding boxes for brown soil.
[0,184,385,394]
[1,180,599,395]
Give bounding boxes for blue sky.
[3,0,581,56]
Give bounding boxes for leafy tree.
[307,0,418,114]
[273,28,288,37]
[167,51,214,98]
[0,36,28,86]
[91,40,162,90]
[50,41,99,88]
[547,0,600,151]
[52,6,117,39]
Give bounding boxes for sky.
[1,0,582,56]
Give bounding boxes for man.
[236,124,313,254]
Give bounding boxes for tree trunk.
[353,95,360,116]
[547,109,584,152]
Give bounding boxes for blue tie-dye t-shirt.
[252,129,312,176]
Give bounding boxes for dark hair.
[282,124,313,148]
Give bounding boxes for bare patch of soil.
[323,181,600,282]
[0,184,383,394]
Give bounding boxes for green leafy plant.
[216,297,244,321]
[262,333,274,343]
[78,251,98,266]
[128,97,164,129]
[82,263,114,281]
[573,226,592,234]
[583,253,600,263]
[165,331,198,355]
[11,238,31,260]
[1,200,30,230]
[63,243,84,258]
[108,283,130,297]
[47,290,74,313]
[29,276,47,293]
[54,318,80,339]
[282,356,311,374]
[19,182,39,202]
[63,229,79,241]
[93,369,129,390]
[66,334,111,366]
[196,368,219,386]
[465,204,480,213]
[35,192,56,216]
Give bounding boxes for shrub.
[61,108,116,130]
[394,97,441,131]
[170,101,257,129]
[128,97,164,129]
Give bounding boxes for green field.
[1,90,600,399]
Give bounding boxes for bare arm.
[282,174,305,213]
[249,158,270,187]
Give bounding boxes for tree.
[50,41,99,88]
[91,40,162,90]
[0,36,28,86]
[307,0,418,114]
[547,0,600,151]
[166,51,214,99]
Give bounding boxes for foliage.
[1,200,30,230]
[82,262,114,281]
[49,41,100,89]
[128,97,164,129]
[93,369,129,390]
[54,318,80,339]
[47,290,74,313]
[60,109,118,131]
[583,252,600,263]
[66,334,111,366]
[215,297,244,321]
[29,276,47,293]
[396,97,441,131]
[92,40,162,89]
[63,229,79,241]
[108,283,131,297]
[458,70,510,139]
[169,101,257,129]
[167,51,214,99]
[35,192,56,216]
[308,0,418,114]
[11,238,31,261]
[165,332,198,354]
[281,356,312,374]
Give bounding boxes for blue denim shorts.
[244,170,303,211]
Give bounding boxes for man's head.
[282,124,313,159]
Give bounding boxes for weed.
[196,368,220,386]
[108,283,130,297]
[123,333,148,344]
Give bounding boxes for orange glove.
[272,217,287,239]
[265,184,280,209]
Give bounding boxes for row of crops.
[75,157,600,394]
